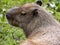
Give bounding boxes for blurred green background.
[0,0,60,45]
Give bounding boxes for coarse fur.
[6,2,60,45]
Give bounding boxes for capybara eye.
[21,12,26,16]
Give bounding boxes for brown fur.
[6,3,60,45]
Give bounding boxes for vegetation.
[0,0,60,45]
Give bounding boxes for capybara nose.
[6,13,11,20]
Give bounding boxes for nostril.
[6,14,11,19]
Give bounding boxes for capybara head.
[6,1,42,28]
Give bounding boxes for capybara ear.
[32,9,38,17]
[36,0,42,6]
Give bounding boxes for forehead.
[7,3,38,15]
[22,3,38,10]
[21,3,39,12]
